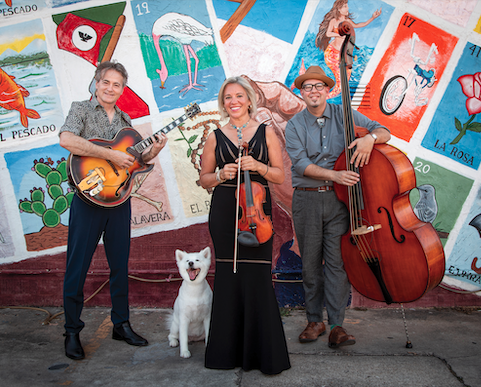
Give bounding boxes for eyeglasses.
[302,83,327,92]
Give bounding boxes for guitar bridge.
[77,168,106,196]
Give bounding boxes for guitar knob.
[89,182,104,196]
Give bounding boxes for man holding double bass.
[59,61,167,360]
[285,66,391,348]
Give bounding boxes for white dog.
[168,247,213,358]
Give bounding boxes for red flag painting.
[56,13,112,66]
[52,2,149,119]
[116,87,150,119]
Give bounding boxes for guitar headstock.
[185,103,201,120]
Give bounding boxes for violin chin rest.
[238,231,260,247]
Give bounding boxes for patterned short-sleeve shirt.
[59,98,131,140]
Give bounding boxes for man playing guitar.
[59,61,166,360]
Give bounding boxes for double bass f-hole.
[378,206,406,244]
[236,142,273,248]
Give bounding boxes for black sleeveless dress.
[204,124,291,375]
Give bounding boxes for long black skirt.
[204,185,290,375]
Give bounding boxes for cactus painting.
[4,144,73,251]
[18,157,74,229]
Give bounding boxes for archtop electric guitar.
[67,103,200,208]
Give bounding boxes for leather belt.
[295,186,333,192]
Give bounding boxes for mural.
[52,2,150,119]
[421,42,481,169]
[285,0,392,105]
[0,183,15,258]
[407,0,478,28]
[410,157,474,246]
[0,0,480,299]
[131,0,225,109]
[358,13,458,142]
[0,0,47,20]
[5,144,71,251]
[0,19,63,145]
[213,0,307,82]
[447,186,481,287]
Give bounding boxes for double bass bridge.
[352,224,382,235]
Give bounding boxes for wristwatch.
[370,133,378,142]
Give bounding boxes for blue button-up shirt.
[285,104,387,188]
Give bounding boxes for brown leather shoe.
[299,322,326,343]
[328,326,356,348]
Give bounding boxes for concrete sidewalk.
[0,306,479,387]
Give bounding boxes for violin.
[236,142,273,247]
[333,22,445,304]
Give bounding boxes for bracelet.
[216,169,226,183]
[261,164,269,177]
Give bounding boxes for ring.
[230,173,232,179]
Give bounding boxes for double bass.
[333,22,445,304]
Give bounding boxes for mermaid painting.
[315,0,381,99]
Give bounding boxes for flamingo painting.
[152,12,214,96]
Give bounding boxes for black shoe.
[112,321,148,346]
[64,332,85,360]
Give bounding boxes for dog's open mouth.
[187,268,200,281]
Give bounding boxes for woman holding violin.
[200,76,289,375]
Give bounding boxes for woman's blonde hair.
[218,76,257,121]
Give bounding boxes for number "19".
[136,2,150,16]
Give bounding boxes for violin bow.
[233,130,244,273]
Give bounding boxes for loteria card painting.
[131,0,225,111]
[0,19,63,146]
[421,42,481,170]
[447,188,481,288]
[358,13,457,142]
[52,2,150,120]
[285,0,393,105]
[410,157,473,245]
[212,0,307,82]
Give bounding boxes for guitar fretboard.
[133,103,199,153]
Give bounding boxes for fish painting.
[5,0,12,7]
[0,66,40,128]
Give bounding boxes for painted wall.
[1,0,481,304]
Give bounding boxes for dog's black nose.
[188,261,194,267]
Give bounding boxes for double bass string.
[340,35,376,265]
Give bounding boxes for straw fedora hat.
[294,66,335,90]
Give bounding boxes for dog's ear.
[175,249,185,262]
[201,246,211,260]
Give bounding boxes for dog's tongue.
[188,268,200,281]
